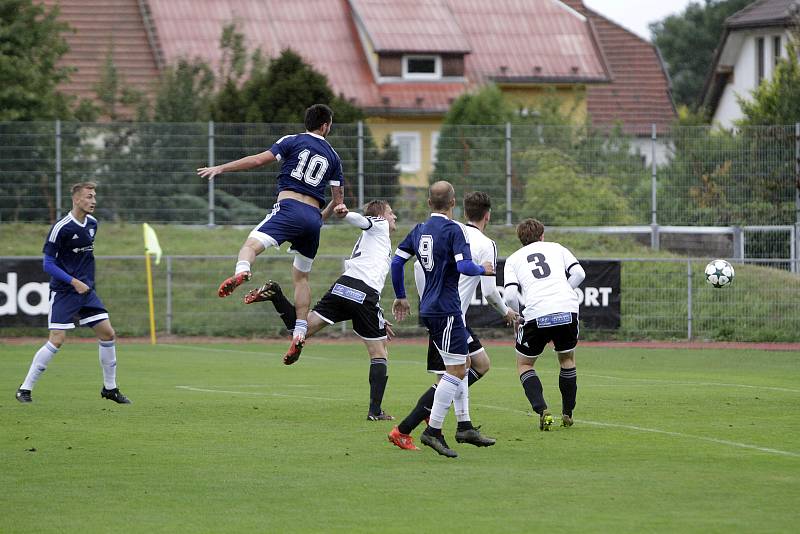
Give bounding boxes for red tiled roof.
[42,0,161,115]
[348,0,471,53]
[446,0,608,82]
[568,2,676,132]
[45,0,673,129]
[148,0,380,108]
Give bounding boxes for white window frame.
[402,55,442,80]
[391,131,422,173]
[430,131,440,164]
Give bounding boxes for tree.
[153,58,215,122]
[651,0,750,110]
[0,0,74,120]
[93,47,149,121]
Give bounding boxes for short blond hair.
[71,181,97,197]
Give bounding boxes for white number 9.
[419,235,434,271]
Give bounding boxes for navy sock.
[398,384,436,435]
[520,369,547,415]
[559,367,577,417]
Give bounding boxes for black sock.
[398,384,436,435]
[368,358,388,414]
[559,367,577,417]
[520,369,547,415]
[457,420,474,431]
[422,425,442,438]
[467,368,484,386]
[271,292,297,331]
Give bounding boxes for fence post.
[358,121,365,209]
[166,256,173,335]
[687,259,693,341]
[795,123,799,274]
[505,122,512,226]
[207,121,215,227]
[650,123,659,251]
[55,120,62,219]
[732,226,744,260]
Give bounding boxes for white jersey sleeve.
[342,217,392,293]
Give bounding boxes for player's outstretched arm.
[197,150,276,180]
[330,185,345,217]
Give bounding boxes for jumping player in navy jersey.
[388,181,496,458]
[197,104,346,356]
[15,182,131,404]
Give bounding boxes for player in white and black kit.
[391,192,518,441]
[244,200,397,420]
[504,218,585,430]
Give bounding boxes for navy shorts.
[48,290,109,330]
[249,199,323,259]
[422,314,469,367]
[426,324,482,373]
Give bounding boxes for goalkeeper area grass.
[1,340,798,532]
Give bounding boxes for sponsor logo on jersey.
[71,245,94,254]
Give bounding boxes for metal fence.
[1,121,798,229]
[2,255,798,342]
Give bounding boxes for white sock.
[235,260,251,275]
[21,342,59,390]
[99,339,117,389]
[453,375,470,423]
[429,373,460,429]
[293,319,308,338]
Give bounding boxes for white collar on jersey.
[430,213,448,219]
[305,132,325,140]
[69,212,88,227]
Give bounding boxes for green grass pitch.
[1,340,798,532]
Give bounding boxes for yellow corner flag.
[142,223,162,344]
[143,223,162,265]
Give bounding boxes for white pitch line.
[584,373,800,393]
[474,403,800,459]
[175,385,350,402]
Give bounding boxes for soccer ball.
[704,259,735,288]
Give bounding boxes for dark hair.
[364,200,388,217]
[429,181,455,211]
[71,181,97,196]
[464,191,491,222]
[304,104,334,131]
[517,218,545,246]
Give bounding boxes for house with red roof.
[42,0,674,183]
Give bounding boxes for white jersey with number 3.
[343,217,391,293]
[504,241,581,321]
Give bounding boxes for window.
[756,37,765,82]
[391,132,421,172]
[774,35,782,66]
[430,131,440,164]
[402,55,441,80]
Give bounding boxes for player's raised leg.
[218,237,265,297]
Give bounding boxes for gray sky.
[582,0,698,40]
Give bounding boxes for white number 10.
[290,149,329,186]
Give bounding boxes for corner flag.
[142,223,162,344]
[143,223,162,264]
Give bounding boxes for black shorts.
[426,324,483,373]
[515,312,579,358]
[311,275,387,340]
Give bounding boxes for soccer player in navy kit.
[197,104,346,357]
[389,181,496,458]
[15,182,131,404]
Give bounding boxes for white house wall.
[713,29,791,128]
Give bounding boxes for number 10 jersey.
[504,241,581,321]
[269,132,344,207]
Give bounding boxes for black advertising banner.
[0,259,50,327]
[466,260,621,330]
